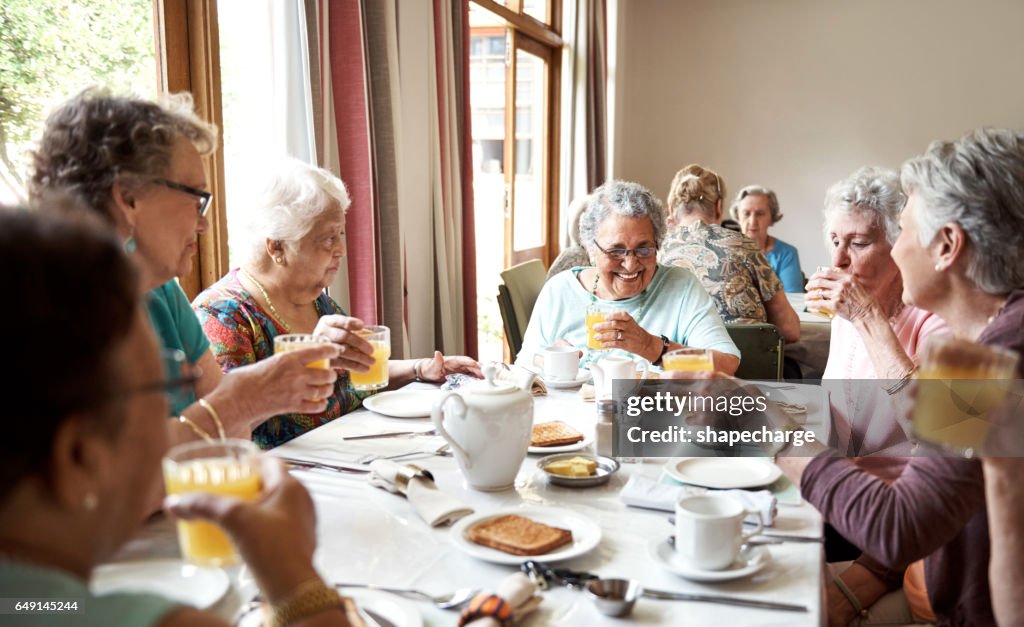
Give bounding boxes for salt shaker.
[595,399,616,458]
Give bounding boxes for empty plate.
[91,559,229,609]
[663,457,782,489]
[362,389,442,418]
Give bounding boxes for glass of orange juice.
[662,347,714,372]
[912,335,1019,457]
[163,439,261,567]
[807,266,836,320]
[274,333,332,370]
[350,325,391,391]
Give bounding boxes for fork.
[334,583,479,610]
[357,443,451,464]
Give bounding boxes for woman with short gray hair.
[518,180,739,373]
[731,185,804,292]
[193,157,481,448]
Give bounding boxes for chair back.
[725,322,784,380]
[498,259,547,357]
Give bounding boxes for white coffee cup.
[532,345,579,381]
[590,355,649,399]
[674,493,763,570]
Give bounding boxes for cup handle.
[431,392,472,469]
[635,360,650,381]
[740,511,764,541]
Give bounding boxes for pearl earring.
[934,263,942,271]
[83,493,98,511]
[274,256,284,265]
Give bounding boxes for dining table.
[108,378,832,626]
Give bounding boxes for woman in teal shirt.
[731,185,805,292]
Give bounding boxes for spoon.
[334,583,479,610]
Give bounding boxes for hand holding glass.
[349,325,391,391]
[274,333,332,370]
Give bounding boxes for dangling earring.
[83,493,98,511]
[124,237,136,254]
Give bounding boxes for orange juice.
[274,334,331,369]
[662,348,714,372]
[586,310,606,349]
[913,366,1012,453]
[163,442,261,567]
[807,307,835,320]
[350,340,391,390]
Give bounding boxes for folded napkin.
[619,474,777,526]
[578,383,595,402]
[368,460,473,526]
[495,365,547,396]
[460,573,541,627]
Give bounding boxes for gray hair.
[730,185,783,225]
[237,157,351,264]
[566,194,591,246]
[901,128,1024,294]
[579,180,666,250]
[822,167,904,246]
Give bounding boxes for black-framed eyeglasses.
[114,349,201,402]
[154,178,212,217]
[594,241,658,259]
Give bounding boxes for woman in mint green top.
[0,210,357,626]
[31,89,340,444]
[519,180,740,373]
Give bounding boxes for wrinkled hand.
[313,314,374,372]
[593,311,659,360]
[164,458,319,603]
[226,344,340,420]
[419,350,484,381]
[806,268,878,323]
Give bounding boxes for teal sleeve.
[771,242,804,293]
[147,281,210,365]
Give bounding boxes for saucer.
[528,436,593,455]
[649,539,771,582]
[663,457,782,489]
[542,370,592,389]
[91,559,229,609]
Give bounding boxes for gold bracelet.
[268,579,347,627]
[197,398,227,440]
[177,415,214,442]
[885,366,918,396]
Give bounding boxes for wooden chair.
[725,322,784,380]
[497,259,547,357]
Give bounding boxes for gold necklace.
[241,268,292,332]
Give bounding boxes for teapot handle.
[431,392,472,469]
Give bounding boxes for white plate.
[649,539,771,582]
[663,457,782,489]
[341,589,423,627]
[451,507,602,565]
[528,436,593,455]
[90,559,229,609]
[362,389,442,418]
[542,370,592,389]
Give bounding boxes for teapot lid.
[466,363,520,395]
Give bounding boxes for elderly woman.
[29,89,338,448]
[192,158,481,448]
[731,185,804,292]
[0,209,360,626]
[756,129,1024,626]
[546,194,592,280]
[518,180,739,373]
[660,164,799,342]
[806,167,947,457]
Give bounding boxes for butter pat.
[546,457,598,477]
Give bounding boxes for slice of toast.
[531,421,584,447]
[466,514,574,556]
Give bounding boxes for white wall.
[612,0,1024,271]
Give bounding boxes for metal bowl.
[537,453,620,487]
[585,578,641,617]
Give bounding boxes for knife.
[641,587,808,612]
[279,457,371,474]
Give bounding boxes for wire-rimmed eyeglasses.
[594,241,657,259]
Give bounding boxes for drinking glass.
[273,333,332,369]
[912,335,1019,457]
[807,266,835,320]
[163,439,262,567]
[349,325,391,391]
[661,348,714,372]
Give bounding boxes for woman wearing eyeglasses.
[192,157,481,449]
[732,185,805,293]
[30,89,338,447]
[517,180,739,373]
[659,164,800,342]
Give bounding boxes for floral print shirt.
[192,269,372,449]
[659,221,783,324]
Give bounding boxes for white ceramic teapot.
[431,364,535,491]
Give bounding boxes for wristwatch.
[653,335,671,366]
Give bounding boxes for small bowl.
[585,578,641,617]
[537,453,620,487]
